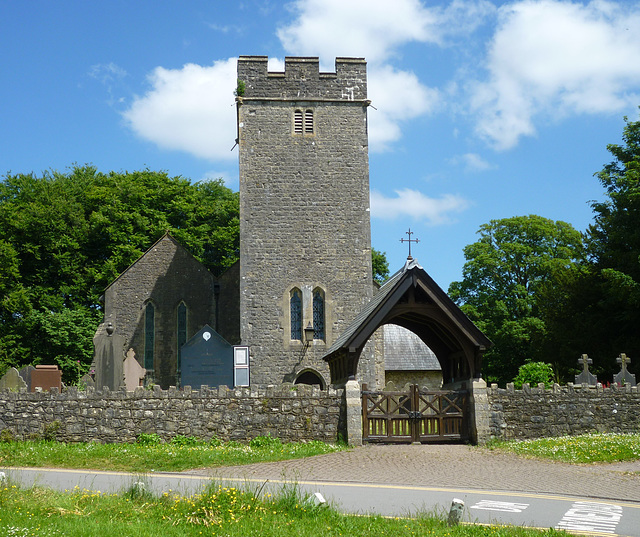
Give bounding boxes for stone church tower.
[236,56,375,388]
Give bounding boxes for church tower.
[236,56,374,387]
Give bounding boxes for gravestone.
[613,353,636,387]
[123,348,146,391]
[93,331,126,390]
[181,325,233,389]
[18,365,35,390]
[575,354,598,386]
[78,374,95,390]
[0,367,27,391]
[31,365,62,392]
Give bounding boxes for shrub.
[170,434,199,446]
[136,433,162,445]
[513,362,555,389]
[249,435,282,449]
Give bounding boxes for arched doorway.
[294,369,326,389]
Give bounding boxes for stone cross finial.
[614,352,636,387]
[579,353,592,372]
[575,353,597,386]
[400,228,420,259]
[617,353,630,373]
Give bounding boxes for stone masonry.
[0,384,345,444]
[487,382,640,441]
[237,57,375,388]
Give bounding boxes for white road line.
[470,500,530,513]
[555,501,623,534]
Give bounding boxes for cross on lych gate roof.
[400,228,420,259]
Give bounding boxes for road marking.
[555,501,623,535]
[470,500,529,512]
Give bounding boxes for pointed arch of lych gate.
[323,258,492,388]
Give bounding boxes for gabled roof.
[323,257,491,382]
[102,232,211,293]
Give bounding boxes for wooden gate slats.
[362,384,468,444]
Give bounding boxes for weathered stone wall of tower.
[237,56,374,387]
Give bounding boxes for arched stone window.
[144,302,155,370]
[294,109,314,135]
[290,288,303,341]
[177,302,187,372]
[313,288,325,340]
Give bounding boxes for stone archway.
[294,369,326,389]
[323,257,492,388]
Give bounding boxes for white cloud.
[471,0,640,149]
[278,0,439,64]
[277,0,476,151]
[122,58,238,161]
[450,152,495,172]
[368,65,440,150]
[370,188,470,225]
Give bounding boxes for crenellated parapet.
[237,56,368,101]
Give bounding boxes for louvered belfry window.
[305,110,314,133]
[294,109,313,135]
[294,110,303,134]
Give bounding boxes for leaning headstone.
[78,374,95,390]
[18,365,35,390]
[613,353,636,387]
[31,365,62,392]
[575,354,598,386]
[123,348,146,391]
[93,331,126,390]
[0,367,27,391]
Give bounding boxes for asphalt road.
[3,466,640,537]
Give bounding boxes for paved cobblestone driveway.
[193,444,640,502]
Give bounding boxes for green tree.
[583,113,640,374]
[372,248,390,284]
[448,215,585,385]
[0,166,239,381]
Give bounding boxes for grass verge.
[0,480,564,537]
[0,435,346,473]
[487,432,640,463]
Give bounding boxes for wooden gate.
[362,384,468,443]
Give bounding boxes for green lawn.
[0,435,346,473]
[487,432,640,463]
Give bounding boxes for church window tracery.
[177,302,187,372]
[144,302,155,370]
[313,288,325,340]
[290,288,303,341]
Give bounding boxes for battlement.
[237,56,367,101]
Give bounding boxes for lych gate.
[323,257,492,444]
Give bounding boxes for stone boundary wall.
[0,383,345,444]
[488,382,640,441]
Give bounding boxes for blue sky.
[2,0,639,289]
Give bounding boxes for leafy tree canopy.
[581,112,640,371]
[372,248,390,285]
[0,166,239,381]
[449,215,585,385]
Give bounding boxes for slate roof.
[383,324,441,371]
